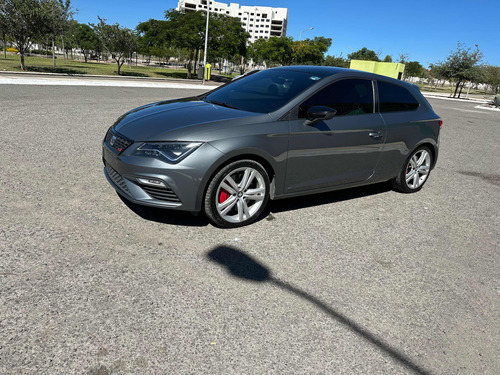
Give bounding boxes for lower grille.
[139,184,181,203]
[105,163,130,195]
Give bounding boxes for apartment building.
[176,0,288,44]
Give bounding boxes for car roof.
[271,65,345,77]
[271,65,417,89]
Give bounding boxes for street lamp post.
[202,1,211,85]
[299,27,314,41]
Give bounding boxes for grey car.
[103,66,441,227]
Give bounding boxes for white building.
[177,0,288,44]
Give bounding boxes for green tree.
[348,47,379,61]
[435,42,483,98]
[92,17,137,75]
[0,0,8,59]
[483,65,500,94]
[323,54,348,68]
[164,9,207,78]
[292,36,332,65]
[73,23,98,63]
[249,36,294,67]
[0,0,49,70]
[209,13,249,74]
[405,61,425,79]
[136,18,169,63]
[383,54,392,62]
[43,0,72,67]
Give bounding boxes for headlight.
[132,142,202,163]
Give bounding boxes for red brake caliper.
[219,189,230,203]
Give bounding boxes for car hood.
[113,98,260,141]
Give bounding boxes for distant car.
[103,66,441,227]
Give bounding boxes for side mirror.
[304,106,337,126]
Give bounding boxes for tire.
[204,160,270,228]
[391,146,433,193]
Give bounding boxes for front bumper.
[102,140,224,212]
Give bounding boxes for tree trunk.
[84,51,88,63]
[117,59,124,75]
[453,81,461,98]
[20,53,26,71]
[2,31,5,59]
[187,48,194,79]
[458,82,465,98]
[52,36,56,67]
[61,36,66,63]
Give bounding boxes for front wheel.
[204,160,270,228]
[392,146,433,193]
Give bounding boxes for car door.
[284,78,386,194]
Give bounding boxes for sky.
[70,0,500,67]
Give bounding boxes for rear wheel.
[204,160,270,228]
[392,146,432,193]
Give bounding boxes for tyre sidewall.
[204,160,270,228]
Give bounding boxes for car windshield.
[204,69,326,113]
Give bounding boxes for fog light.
[137,178,167,187]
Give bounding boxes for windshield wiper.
[205,99,239,110]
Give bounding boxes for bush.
[6,47,18,53]
[493,95,500,108]
[30,49,53,56]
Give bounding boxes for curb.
[422,94,490,104]
[0,69,225,86]
[474,105,500,112]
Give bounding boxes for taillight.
[439,120,443,128]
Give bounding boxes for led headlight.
[133,142,202,163]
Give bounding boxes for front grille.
[105,128,133,153]
[105,163,130,195]
[139,184,181,203]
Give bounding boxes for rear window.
[204,69,326,113]
[378,81,419,113]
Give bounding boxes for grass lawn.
[0,53,199,80]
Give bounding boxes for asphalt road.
[0,85,499,375]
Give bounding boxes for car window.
[378,81,419,113]
[298,79,374,118]
[205,69,326,113]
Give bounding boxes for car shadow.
[207,246,433,375]
[118,183,391,227]
[117,194,209,227]
[267,182,391,215]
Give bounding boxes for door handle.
[369,131,382,139]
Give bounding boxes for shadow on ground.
[155,71,199,80]
[207,246,433,375]
[27,66,86,75]
[118,71,149,78]
[268,182,391,214]
[118,194,209,227]
[119,182,391,227]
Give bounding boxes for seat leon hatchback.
[103,66,441,227]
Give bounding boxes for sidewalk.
[421,91,491,104]
[0,70,220,89]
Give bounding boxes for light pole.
[202,1,211,85]
[299,27,314,41]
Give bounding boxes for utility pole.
[202,1,211,85]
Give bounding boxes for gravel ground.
[0,85,499,375]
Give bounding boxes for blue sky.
[71,0,500,67]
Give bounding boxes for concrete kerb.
[0,70,220,90]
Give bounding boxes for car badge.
[110,135,116,147]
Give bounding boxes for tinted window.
[205,70,326,113]
[299,79,374,118]
[378,81,419,112]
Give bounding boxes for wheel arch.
[194,149,278,212]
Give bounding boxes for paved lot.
[0,85,499,375]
